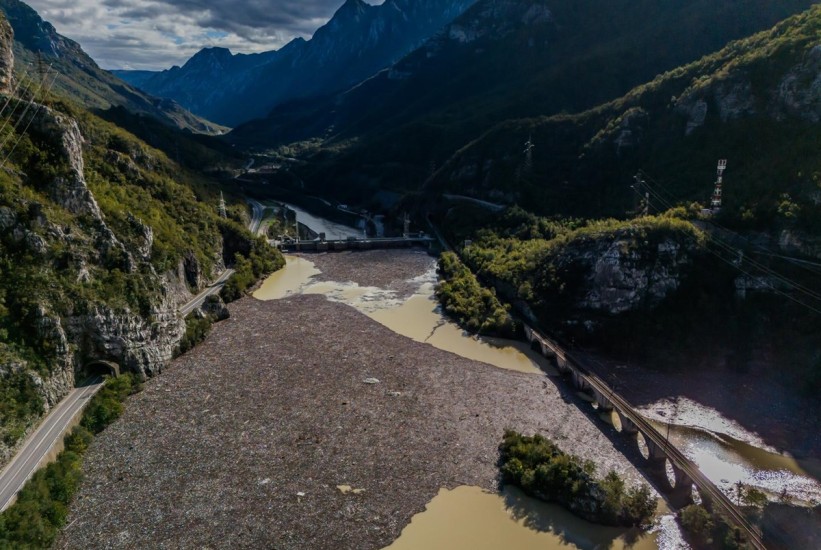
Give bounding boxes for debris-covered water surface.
[59,251,654,549]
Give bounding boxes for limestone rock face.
[0,14,14,94]
[554,236,695,316]
[67,300,186,378]
[31,110,101,220]
[773,44,821,123]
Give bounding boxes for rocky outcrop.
[551,234,697,316]
[67,301,185,379]
[0,13,13,94]
[33,306,75,405]
[772,44,821,123]
[31,110,101,219]
[581,239,692,314]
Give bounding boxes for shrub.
[435,252,516,337]
[177,315,213,356]
[499,430,656,527]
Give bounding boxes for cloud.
[23,0,374,70]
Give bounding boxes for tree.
[680,504,713,545]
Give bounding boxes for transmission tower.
[711,159,727,212]
[218,191,227,218]
[632,172,650,216]
[523,135,535,172]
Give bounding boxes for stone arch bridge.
[523,325,766,550]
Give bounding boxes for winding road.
[0,199,267,513]
[179,200,265,317]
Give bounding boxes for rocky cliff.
[0,12,241,465]
[538,230,699,321]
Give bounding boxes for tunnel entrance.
[85,360,120,379]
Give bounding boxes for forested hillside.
[0,11,280,466]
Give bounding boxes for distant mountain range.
[115,0,477,127]
[430,3,821,233]
[0,0,224,134]
[247,0,817,204]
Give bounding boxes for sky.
[24,0,380,70]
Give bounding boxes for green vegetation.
[450,206,705,319]
[0,375,140,549]
[0,368,43,448]
[436,252,515,336]
[221,244,285,303]
[177,315,214,357]
[0,84,280,450]
[429,4,821,231]
[679,504,750,550]
[499,430,656,527]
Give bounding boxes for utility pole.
[711,159,727,212]
[403,213,410,239]
[218,192,227,218]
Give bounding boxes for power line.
[0,76,36,138]
[0,71,59,170]
[0,70,29,120]
[0,69,53,155]
[635,170,821,312]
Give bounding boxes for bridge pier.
[571,370,590,392]
[672,465,694,494]
[592,389,614,412]
[618,412,639,434]
[644,436,668,462]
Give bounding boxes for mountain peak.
[182,46,233,71]
[334,0,371,19]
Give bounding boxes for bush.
[176,315,213,356]
[499,430,656,527]
[681,504,714,545]
[435,252,516,337]
[220,246,285,304]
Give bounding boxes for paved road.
[178,200,265,317]
[0,199,268,513]
[0,377,104,512]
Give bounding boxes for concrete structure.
[85,360,120,378]
[278,236,436,253]
[523,325,766,549]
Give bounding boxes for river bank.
[58,251,655,549]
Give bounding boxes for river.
[274,201,363,239]
[254,252,820,549]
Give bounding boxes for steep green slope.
[0,0,226,134]
[433,4,821,234]
[233,0,817,200]
[0,11,280,464]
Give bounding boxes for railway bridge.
[523,325,767,549]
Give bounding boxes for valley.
[0,0,820,548]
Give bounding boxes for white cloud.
[22,0,370,70]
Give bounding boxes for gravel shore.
[58,253,649,549]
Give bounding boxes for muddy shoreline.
[58,251,650,549]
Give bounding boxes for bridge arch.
[85,360,120,378]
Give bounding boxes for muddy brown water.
[254,256,546,375]
[254,253,820,548]
[383,486,664,550]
